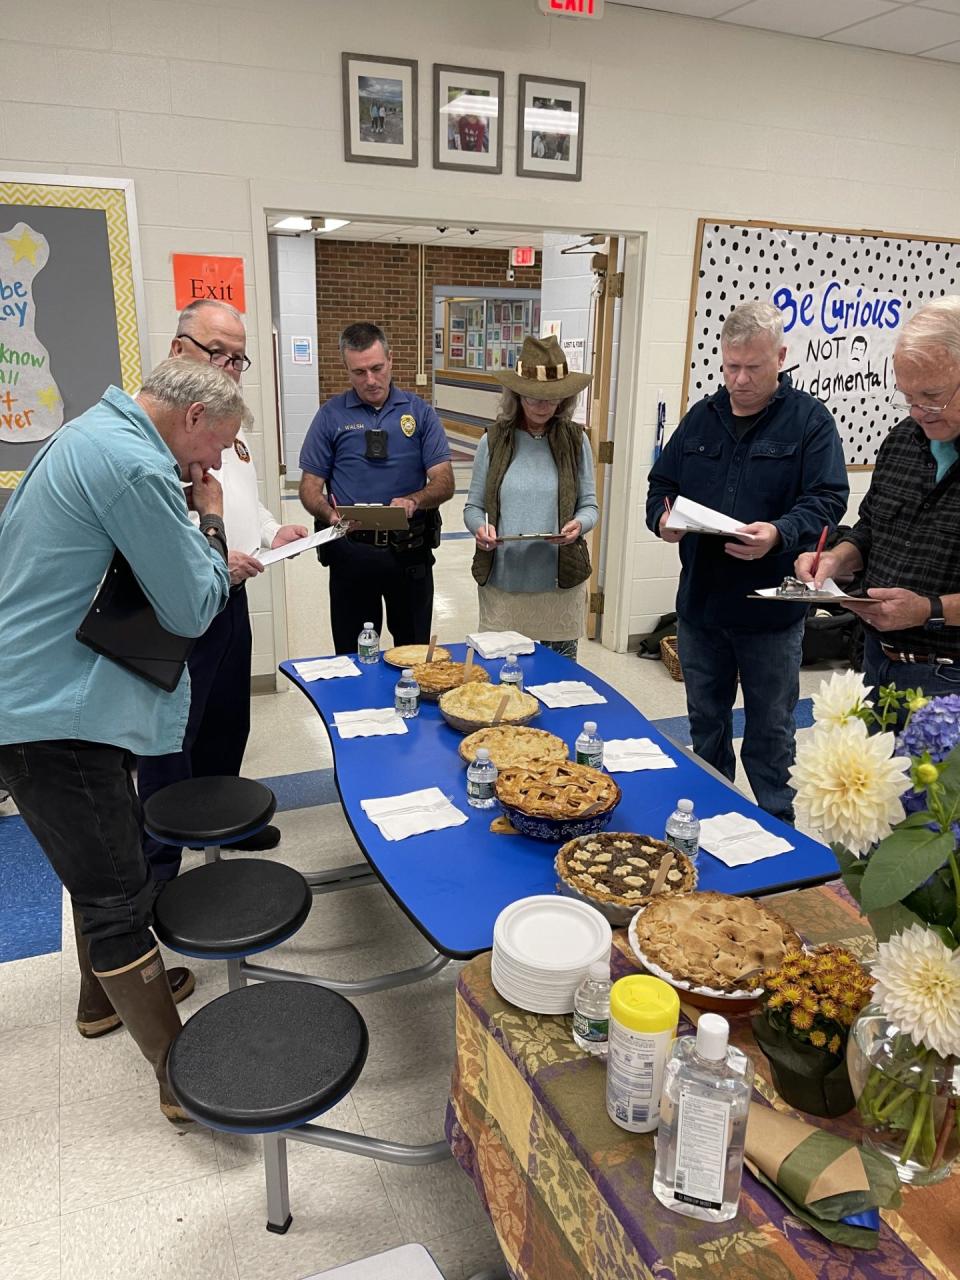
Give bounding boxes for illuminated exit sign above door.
[510,247,536,268]
[538,0,604,17]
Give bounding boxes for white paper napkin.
[294,656,362,680]
[603,737,677,772]
[525,680,608,709]
[333,708,408,739]
[465,630,536,659]
[360,787,469,841]
[698,812,794,866]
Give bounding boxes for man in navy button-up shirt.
[646,302,848,821]
[300,323,454,654]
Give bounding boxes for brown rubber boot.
[73,905,196,1038]
[93,946,192,1124]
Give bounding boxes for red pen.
[810,525,828,578]
[663,496,673,517]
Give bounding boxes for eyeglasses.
[889,379,960,419]
[176,332,251,374]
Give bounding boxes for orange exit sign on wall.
[172,254,246,312]
[510,247,537,268]
[538,0,604,17]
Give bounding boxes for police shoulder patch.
[400,414,417,438]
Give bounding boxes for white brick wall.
[2,0,957,664]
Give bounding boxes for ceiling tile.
[612,1,751,16]
[720,0,898,38]
[916,0,960,16]
[918,36,960,55]
[826,6,960,51]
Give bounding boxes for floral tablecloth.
[445,883,959,1279]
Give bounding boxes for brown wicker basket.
[660,635,683,682]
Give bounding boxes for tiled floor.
[0,460,836,1279]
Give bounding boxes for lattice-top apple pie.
[630,891,802,993]
[412,660,490,699]
[459,726,568,771]
[495,761,620,819]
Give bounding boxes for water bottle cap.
[677,799,693,813]
[696,1012,730,1060]
[583,721,597,734]
[363,621,374,629]
[401,668,413,677]
[587,961,608,982]
[475,748,490,760]
[507,653,517,662]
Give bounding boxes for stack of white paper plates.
[491,895,612,1014]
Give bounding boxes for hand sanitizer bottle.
[652,1013,750,1222]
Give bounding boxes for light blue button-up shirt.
[0,386,231,755]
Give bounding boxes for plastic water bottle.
[664,799,700,862]
[466,747,498,809]
[575,721,604,769]
[499,653,523,690]
[653,1014,751,1222]
[394,668,420,719]
[572,961,611,1057]
[357,621,379,664]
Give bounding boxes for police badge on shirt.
[400,414,416,438]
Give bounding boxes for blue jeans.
[677,617,804,822]
[863,630,960,730]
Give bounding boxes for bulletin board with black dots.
[682,219,960,469]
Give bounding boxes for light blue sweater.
[463,429,598,592]
[0,387,230,755]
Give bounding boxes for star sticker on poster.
[6,228,42,265]
[36,386,59,410]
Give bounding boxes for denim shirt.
[0,387,231,754]
[646,375,848,630]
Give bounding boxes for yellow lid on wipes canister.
[610,975,679,1034]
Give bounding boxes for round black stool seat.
[153,859,311,957]
[143,776,276,845]
[168,981,368,1131]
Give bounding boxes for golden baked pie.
[412,660,490,698]
[495,761,620,819]
[631,891,802,993]
[441,683,539,724]
[384,644,451,669]
[459,726,568,770]
[556,833,695,910]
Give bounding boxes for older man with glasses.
[798,295,960,711]
[134,300,307,906]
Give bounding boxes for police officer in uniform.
[299,323,455,654]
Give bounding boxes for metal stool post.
[263,1131,291,1234]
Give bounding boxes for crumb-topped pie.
[412,660,490,699]
[384,644,451,669]
[495,761,620,819]
[440,682,539,727]
[459,726,568,770]
[556,833,695,912]
[629,891,802,994]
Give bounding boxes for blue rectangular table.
[280,644,836,959]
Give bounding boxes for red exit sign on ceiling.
[510,247,537,268]
[538,0,604,17]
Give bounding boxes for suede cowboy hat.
[493,334,593,401]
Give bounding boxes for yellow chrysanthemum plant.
[752,945,874,1117]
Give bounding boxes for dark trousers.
[137,587,252,880]
[328,537,435,656]
[0,740,155,970]
[677,616,804,822]
[863,629,960,730]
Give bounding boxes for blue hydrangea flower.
[897,694,960,829]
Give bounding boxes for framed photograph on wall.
[433,64,504,174]
[434,327,443,354]
[516,75,585,182]
[342,53,418,167]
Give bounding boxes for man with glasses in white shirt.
[797,295,960,711]
[136,301,307,894]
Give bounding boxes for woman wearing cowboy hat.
[464,334,598,659]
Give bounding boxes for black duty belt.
[347,522,428,552]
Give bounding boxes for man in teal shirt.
[0,359,243,1123]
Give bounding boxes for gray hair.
[141,358,253,428]
[339,322,390,357]
[896,296,960,364]
[496,388,581,426]
[177,298,245,334]
[721,301,784,348]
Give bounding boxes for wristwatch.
[925,595,946,630]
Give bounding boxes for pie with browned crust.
[384,644,451,669]
[459,726,568,771]
[412,660,490,698]
[495,761,620,819]
[556,833,695,910]
[440,682,538,725]
[630,891,802,993]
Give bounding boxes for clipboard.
[335,504,409,531]
[76,552,195,692]
[495,533,556,542]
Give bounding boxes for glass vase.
[847,1004,959,1186]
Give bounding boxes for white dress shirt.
[192,429,281,553]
